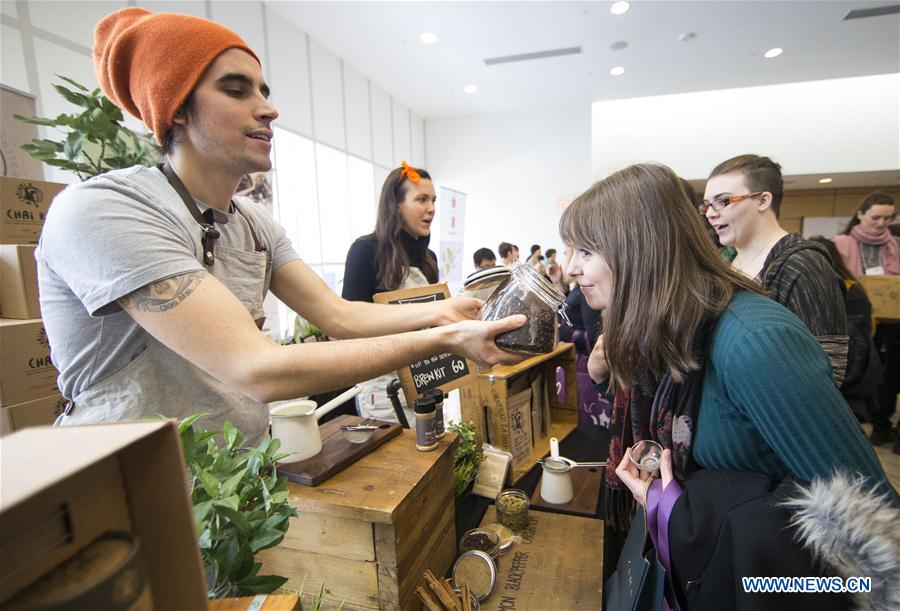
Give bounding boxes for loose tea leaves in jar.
[478,264,568,355]
[459,528,501,561]
[495,489,530,533]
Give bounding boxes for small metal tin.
[452,550,497,602]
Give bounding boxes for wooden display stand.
[258,432,458,611]
[459,342,578,483]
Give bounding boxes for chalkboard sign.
[374,283,476,407]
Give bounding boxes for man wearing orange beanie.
[37,8,525,444]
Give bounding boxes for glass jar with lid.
[477,263,569,355]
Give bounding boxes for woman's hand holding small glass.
[615,446,674,507]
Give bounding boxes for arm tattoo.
[118,271,206,313]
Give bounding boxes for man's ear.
[757,192,774,213]
[172,106,189,128]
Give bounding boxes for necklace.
[734,233,785,276]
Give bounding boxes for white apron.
[356,267,429,426]
[58,167,273,446]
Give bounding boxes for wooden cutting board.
[529,465,604,517]
[276,414,402,486]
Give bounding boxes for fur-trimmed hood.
[782,472,900,611]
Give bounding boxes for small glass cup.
[631,440,663,474]
[495,489,530,533]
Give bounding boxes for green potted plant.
[447,421,484,499]
[176,413,298,598]
[14,75,158,181]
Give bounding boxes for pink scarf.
[834,227,900,276]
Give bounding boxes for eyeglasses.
[699,192,764,214]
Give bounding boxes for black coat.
[668,470,853,611]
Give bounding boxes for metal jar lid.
[452,550,497,602]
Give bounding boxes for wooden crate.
[459,343,578,482]
[259,432,458,611]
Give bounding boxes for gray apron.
[357,267,429,426]
[58,165,272,446]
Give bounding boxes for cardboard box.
[0,244,40,319]
[0,420,208,608]
[0,176,65,244]
[0,318,58,406]
[0,391,65,436]
[861,275,900,321]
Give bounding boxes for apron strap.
[159,162,221,265]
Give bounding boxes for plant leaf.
[178,412,209,433]
[250,527,285,553]
[198,469,220,497]
[214,495,240,512]
[228,542,254,582]
[220,469,245,497]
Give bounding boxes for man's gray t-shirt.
[36,165,299,403]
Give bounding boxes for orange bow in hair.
[400,160,420,183]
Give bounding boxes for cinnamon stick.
[424,570,462,611]
[461,583,473,611]
[416,585,443,611]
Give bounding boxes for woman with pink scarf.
[835,191,900,452]
[834,192,899,276]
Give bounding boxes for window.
[269,127,385,338]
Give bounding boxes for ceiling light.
[679,32,697,42]
[764,47,783,59]
[610,66,625,76]
[818,178,833,184]
[610,2,630,15]
[464,84,478,94]
[419,32,437,45]
[610,41,629,51]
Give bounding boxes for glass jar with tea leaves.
[477,263,569,355]
[495,488,530,533]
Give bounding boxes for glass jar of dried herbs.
[496,488,530,533]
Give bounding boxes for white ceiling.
[266,1,900,119]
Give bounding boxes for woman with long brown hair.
[343,162,440,421]
[561,164,895,608]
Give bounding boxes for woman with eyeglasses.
[702,154,848,385]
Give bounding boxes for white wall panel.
[266,17,312,137]
[28,1,126,49]
[1,25,30,93]
[343,64,371,160]
[427,106,592,273]
[309,40,344,150]
[411,113,425,168]
[392,99,410,165]
[370,84,392,168]
[137,1,207,18]
[210,1,266,66]
[1,1,17,18]
[591,74,900,180]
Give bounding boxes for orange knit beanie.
[93,7,259,144]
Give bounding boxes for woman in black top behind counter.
[343,162,439,421]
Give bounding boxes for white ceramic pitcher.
[539,437,574,504]
[269,385,363,463]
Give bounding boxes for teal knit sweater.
[694,292,895,500]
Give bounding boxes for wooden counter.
[259,431,458,611]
